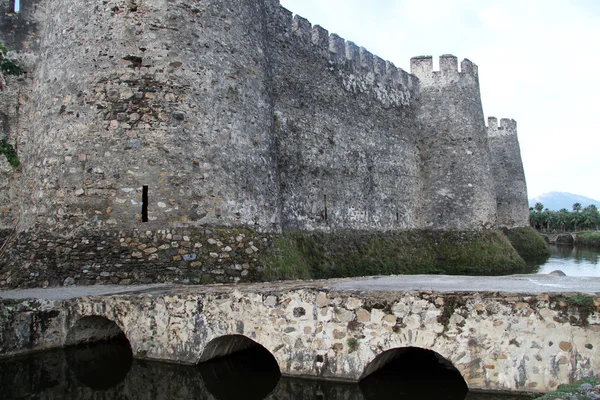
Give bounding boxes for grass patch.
[576,232,600,248]
[502,227,549,261]
[347,337,359,353]
[262,236,311,281]
[534,377,598,399]
[261,229,528,280]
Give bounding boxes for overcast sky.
[280,0,600,201]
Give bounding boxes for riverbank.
[576,232,600,249]
[1,227,547,288]
[534,377,600,400]
[265,229,539,281]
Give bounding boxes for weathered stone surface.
[1,281,599,393]
[487,118,530,228]
[0,0,529,286]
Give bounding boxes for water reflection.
[360,347,468,400]
[0,344,534,400]
[536,245,600,276]
[65,339,133,390]
[198,346,280,400]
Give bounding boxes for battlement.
[487,117,517,137]
[276,6,418,106]
[410,55,478,87]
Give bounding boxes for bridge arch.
[359,346,468,398]
[197,334,281,400]
[65,315,129,347]
[198,334,270,363]
[64,315,133,390]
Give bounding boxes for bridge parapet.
[1,278,599,393]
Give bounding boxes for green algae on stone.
[261,229,528,281]
[503,227,549,261]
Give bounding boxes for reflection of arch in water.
[359,346,468,400]
[65,316,133,391]
[197,335,281,400]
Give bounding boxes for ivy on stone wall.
[0,43,24,76]
[0,139,19,167]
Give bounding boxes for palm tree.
[572,203,582,231]
[534,202,544,213]
[558,208,569,231]
[583,205,599,231]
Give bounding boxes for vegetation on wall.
[502,226,549,261]
[0,43,24,76]
[262,229,532,281]
[0,139,19,168]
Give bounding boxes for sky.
[280,0,600,201]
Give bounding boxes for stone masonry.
[1,279,599,393]
[0,0,530,284]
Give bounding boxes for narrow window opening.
[14,0,21,13]
[142,185,148,222]
[323,194,328,221]
[396,211,399,223]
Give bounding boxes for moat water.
[0,341,535,400]
[535,245,600,277]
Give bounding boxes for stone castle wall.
[411,55,497,230]
[487,117,530,227]
[0,0,530,286]
[269,8,422,231]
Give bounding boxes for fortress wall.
[0,0,532,286]
[0,74,22,233]
[487,117,529,227]
[411,55,497,230]
[0,0,40,234]
[14,0,279,234]
[268,6,422,231]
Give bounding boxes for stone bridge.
[540,232,577,245]
[1,275,600,394]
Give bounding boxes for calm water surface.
[535,245,600,276]
[0,341,534,400]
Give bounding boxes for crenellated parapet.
[410,55,478,87]
[273,6,418,108]
[487,117,517,137]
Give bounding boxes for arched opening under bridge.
[359,346,468,400]
[65,316,132,390]
[197,335,280,400]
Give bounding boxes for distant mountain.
[528,192,600,211]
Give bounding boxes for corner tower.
[12,0,279,234]
[487,117,529,227]
[411,55,497,230]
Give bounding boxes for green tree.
[583,205,599,231]
[558,208,570,231]
[573,203,582,213]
